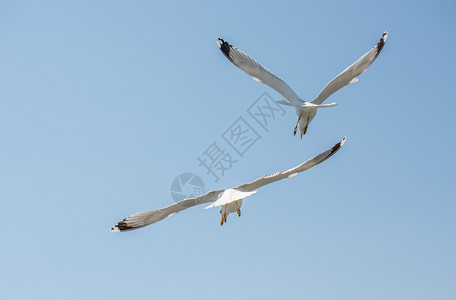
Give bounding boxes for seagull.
[217,32,388,139]
[111,138,345,232]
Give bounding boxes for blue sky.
[1,1,455,299]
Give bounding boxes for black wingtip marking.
[112,218,135,232]
[329,140,342,156]
[374,32,388,59]
[217,38,234,63]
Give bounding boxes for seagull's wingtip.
[217,38,234,62]
[110,227,120,232]
[374,32,388,58]
[341,137,347,146]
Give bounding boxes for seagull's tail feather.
[276,100,337,108]
[205,190,256,209]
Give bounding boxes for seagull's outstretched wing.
[111,190,224,232]
[111,138,345,231]
[237,138,346,192]
[217,38,301,104]
[312,32,388,105]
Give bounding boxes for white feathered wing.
[312,32,388,104]
[217,38,301,105]
[111,138,345,232]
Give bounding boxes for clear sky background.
[1,1,455,299]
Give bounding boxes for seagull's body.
[111,138,345,232]
[217,32,388,138]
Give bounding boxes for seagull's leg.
[235,200,241,217]
[224,204,228,223]
[301,116,310,139]
[293,115,301,136]
[220,214,224,226]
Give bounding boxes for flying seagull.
[111,138,345,232]
[217,32,388,139]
